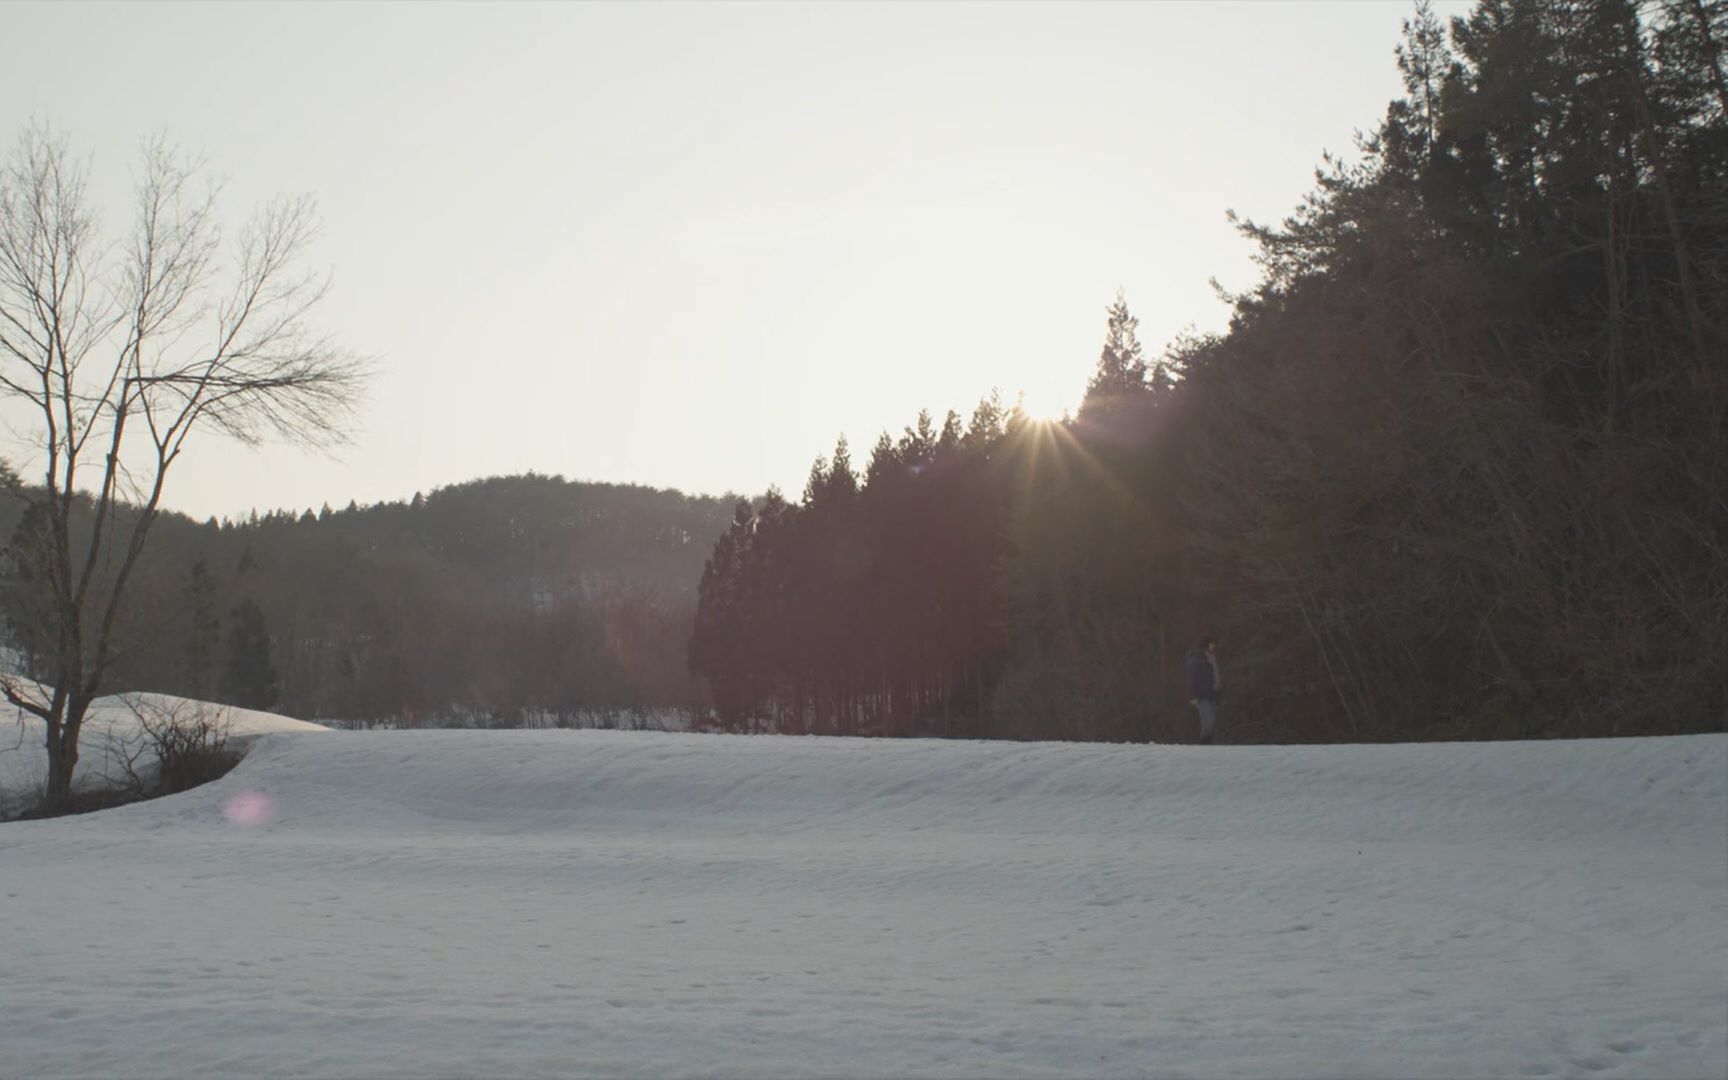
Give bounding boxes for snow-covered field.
[1,727,1723,1079]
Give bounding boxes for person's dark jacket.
[1186,648,1217,701]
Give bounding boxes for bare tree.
[0,126,365,810]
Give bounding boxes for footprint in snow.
[1567,1054,1616,1072]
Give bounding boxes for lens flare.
[223,790,274,827]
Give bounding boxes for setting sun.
[1015,385,1072,423]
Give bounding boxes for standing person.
[1186,635,1220,744]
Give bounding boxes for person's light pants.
[1195,699,1217,742]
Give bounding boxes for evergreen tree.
[826,436,858,500]
[184,560,220,700]
[1080,291,1148,414]
[1,501,55,677]
[802,455,830,507]
[865,432,902,487]
[899,409,938,469]
[935,410,964,460]
[964,390,1007,449]
[221,599,280,710]
[1394,0,1453,165]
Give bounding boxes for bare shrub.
[114,696,240,798]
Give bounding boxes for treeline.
[690,0,1727,743]
[2,474,735,726]
[690,399,1017,737]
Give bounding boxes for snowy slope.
[0,691,328,817]
[0,730,1723,1079]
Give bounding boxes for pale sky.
[2,1,1462,521]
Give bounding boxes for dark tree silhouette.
[688,0,1725,744]
[221,599,279,711]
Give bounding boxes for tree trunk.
[42,696,92,810]
[1604,175,1626,436]
[1689,0,1728,119]
[1623,5,1713,386]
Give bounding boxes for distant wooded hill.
[1,474,736,725]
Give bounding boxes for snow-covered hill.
[0,690,328,817]
[1,728,1722,1078]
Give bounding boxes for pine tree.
[827,436,858,500]
[899,409,938,469]
[221,599,279,710]
[802,455,830,507]
[1,503,55,677]
[184,560,220,700]
[690,498,758,726]
[865,432,902,487]
[964,390,1007,449]
[1395,0,1453,165]
[1080,291,1148,415]
[936,410,964,460]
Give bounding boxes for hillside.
[1,474,738,726]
